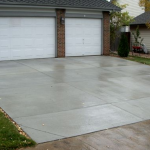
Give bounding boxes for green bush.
[118,33,130,57]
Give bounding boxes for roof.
[131,12,150,25]
[0,0,121,10]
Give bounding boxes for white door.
[0,17,55,61]
[65,18,101,56]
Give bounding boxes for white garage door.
[0,17,55,61]
[65,18,102,56]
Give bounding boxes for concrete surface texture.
[0,56,150,143]
[20,120,150,150]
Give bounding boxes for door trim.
[65,13,103,19]
[0,11,56,17]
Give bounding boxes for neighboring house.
[109,0,144,51]
[130,12,150,52]
[0,0,120,61]
[116,0,144,17]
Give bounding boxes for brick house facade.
[0,0,120,61]
[56,10,110,58]
[103,11,110,56]
[56,9,66,58]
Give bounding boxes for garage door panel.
[75,28,84,35]
[66,18,83,27]
[74,23,84,28]
[92,46,101,51]
[47,19,55,27]
[34,27,45,37]
[44,48,55,57]
[21,18,34,27]
[84,46,93,54]
[10,28,22,38]
[24,39,34,48]
[44,27,54,37]
[35,18,54,27]
[0,49,10,55]
[66,18,101,56]
[0,40,10,49]
[0,18,10,27]
[90,20,101,27]
[36,48,53,58]
[66,46,84,56]
[75,46,84,56]
[10,18,22,27]
[0,17,55,61]
[66,27,83,37]
[92,24,101,28]
[0,28,10,38]
[0,50,10,60]
[66,38,77,45]
[44,39,54,47]
[10,38,23,48]
[66,22,74,27]
[84,29,91,36]
[35,39,54,49]
[34,48,43,56]
[66,27,73,35]
[35,19,47,27]
[92,28,101,35]
[66,39,82,46]
[84,46,101,55]
[75,19,85,26]
[21,28,34,38]
[66,41,74,46]
[84,38,93,45]
[23,48,34,58]
[75,38,83,45]
[34,39,44,48]
[34,27,55,38]
[92,38,101,44]
[11,49,23,58]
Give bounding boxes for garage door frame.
[0,10,57,60]
[65,11,103,56]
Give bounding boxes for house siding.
[117,0,144,17]
[131,25,150,52]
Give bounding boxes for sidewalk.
[20,120,150,150]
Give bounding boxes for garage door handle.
[83,39,84,44]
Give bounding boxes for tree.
[139,0,150,11]
[110,0,134,43]
[139,0,150,28]
[118,33,130,57]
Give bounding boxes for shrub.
[118,33,130,57]
[132,26,144,46]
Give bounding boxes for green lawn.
[110,52,150,65]
[0,111,36,150]
[127,56,150,65]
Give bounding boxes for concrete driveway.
[0,56,150,143]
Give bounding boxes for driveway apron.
[0,56,150,143]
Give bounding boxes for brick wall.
[103,11,110,55]
[56,9,65,58]
[56,10,110,57]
